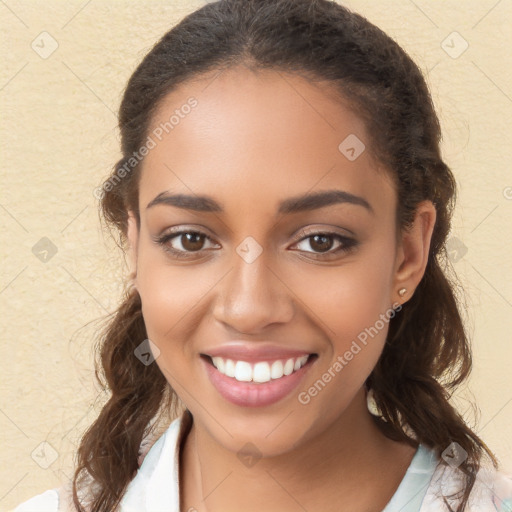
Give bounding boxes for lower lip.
[202,356,315,408]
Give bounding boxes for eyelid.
[156,225,216,242]
[292,226,354,241]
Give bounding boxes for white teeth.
[210,355,311,383]
[234,361,252,382]
[225,359,236,378]
[283,358,294,375]
[253,362,271,383]
[270,360,284,379]
[212,357,225,373]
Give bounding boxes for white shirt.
[14,413,512,512]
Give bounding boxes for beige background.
[1,0,511,509]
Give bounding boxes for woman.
[14,0,512,511]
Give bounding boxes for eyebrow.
[146,189,373,215]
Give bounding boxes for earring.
[366,388,382,417]
[366,389,388,423]
[398,287,407,297]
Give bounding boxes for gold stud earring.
[398,288,407,297]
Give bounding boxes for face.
[126,65,434,457]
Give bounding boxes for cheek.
[293,238,396,396]
[135,248,213,355]
[296,245,396,341]
[294,270,396,429]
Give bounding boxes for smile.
[201,353,317,407]
[210,355,310,383]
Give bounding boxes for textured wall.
[1,0,511,509]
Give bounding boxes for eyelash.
[154,228,358,260]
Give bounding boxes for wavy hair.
[72,0,498,510]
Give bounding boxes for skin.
[126,65,436,512]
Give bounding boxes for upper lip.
[202,343,315,363]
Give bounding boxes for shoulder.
[421,462,512,512]
[12,488,59,512]
[12,413,190,512]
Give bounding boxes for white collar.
[121,411,500,512]
[120,411,192,512]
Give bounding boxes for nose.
[212,249,295,334]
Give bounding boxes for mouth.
[203,354,313,382]
[200,353,318,407]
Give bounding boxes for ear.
[391,200,437,305]
[126,210,140,288]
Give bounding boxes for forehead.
[138,65,395,219]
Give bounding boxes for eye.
[155,229,219,258]
[154,227,358,260]
[291,230,358,259]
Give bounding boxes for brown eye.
[180,232,206,252]
[308,234,335,253]
[292,231,358,259]
[155,229,219,259]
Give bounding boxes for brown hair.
[72,0,498,510]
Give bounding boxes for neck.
[180,388,417,512]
